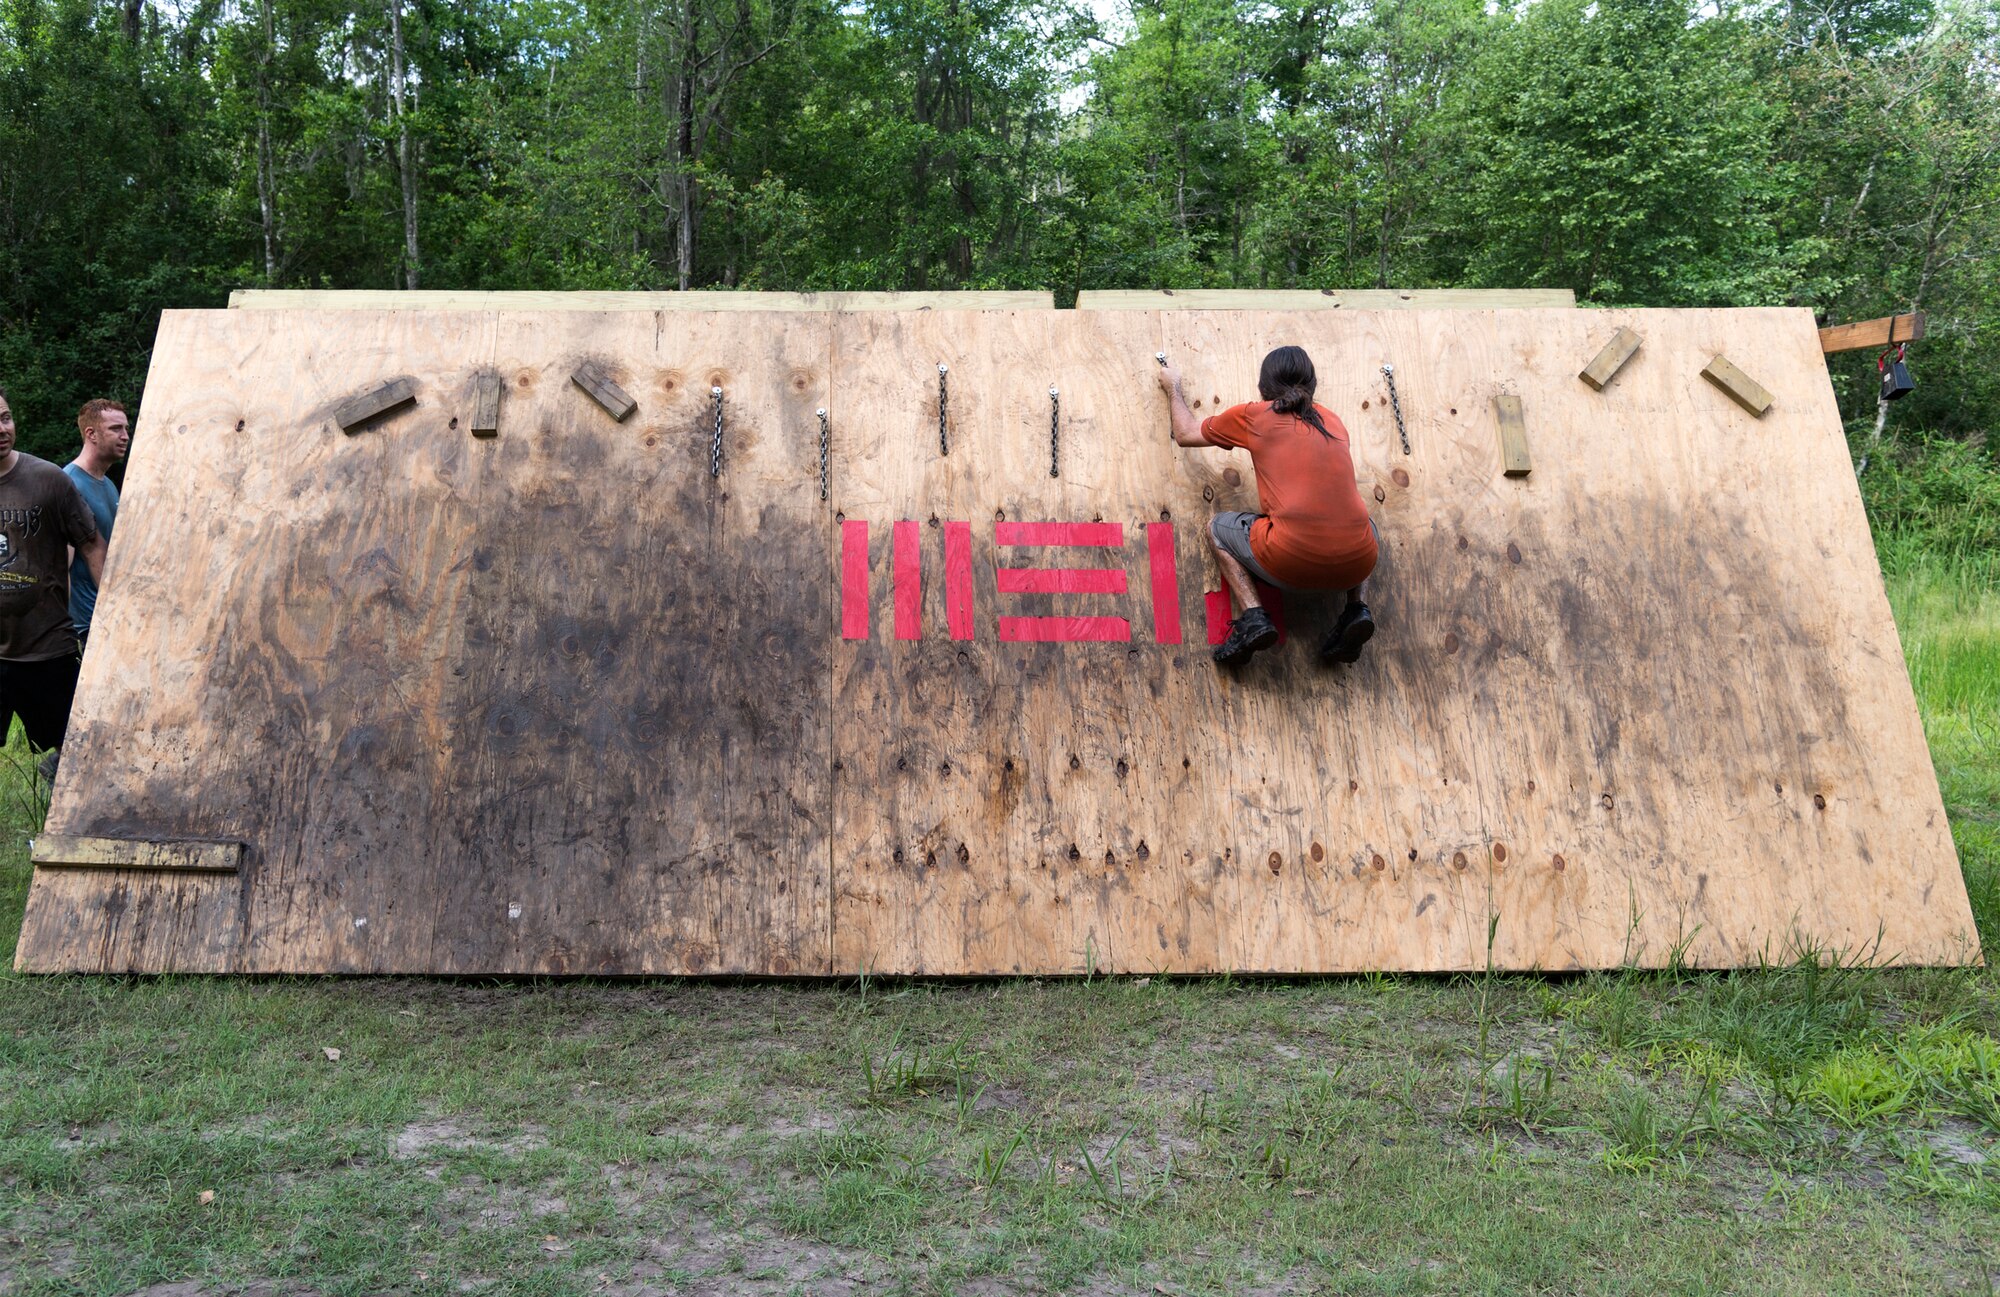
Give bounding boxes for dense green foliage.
[0,0,1995,462]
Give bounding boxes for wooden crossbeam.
[32,834,244,872]
[1818,312,1925,354]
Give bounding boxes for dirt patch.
[392,1117,549,1159]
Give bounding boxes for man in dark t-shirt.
[0,388,107,779]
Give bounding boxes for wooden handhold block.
[333,377,417,433]
[32,834,244,873]
[471,373,502,438]
[1579,327,1642,390]
[1701,355,1774,417]
[1493,395,1531,478]
[571,365,636,421]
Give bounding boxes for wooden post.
[1818,312,1924,354]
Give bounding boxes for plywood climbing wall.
[14,306,1978,974]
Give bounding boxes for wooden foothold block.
[333,377,417,433]
[471,372,502,438]
[1701,355,1774,417]
[32,834,244,873]
[1493,395,1532,478]
[1579,327,1642,391]
[571,364,636,421]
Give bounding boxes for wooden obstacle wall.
[14,306,1978,974]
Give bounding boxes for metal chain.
[1048,385,1061,478]
[1380,364,1410,455]
[937,364,949,457]
[816,407,830,501]
[709,386,725,477]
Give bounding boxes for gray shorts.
[1208,512,1293,590]
[1209,512,1379,592]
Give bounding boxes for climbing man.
[65,398,128,651]
[0,385,107,781]
[1156,346,1378,667]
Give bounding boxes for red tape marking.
[999,616,1132,643]
[945,522,974,640]
[1204,584,1287,645]
[996,521,1124,547]
[1146,522,1180,644]
[997,568,1128,594]
[893,520,921,640]
[841,521,869,640]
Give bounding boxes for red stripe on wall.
[998,616,1132,643]
[995,521,1125,547]
[893,520,921,640]
[1205,586,1288,646]
[1146,522,1180,644]
[841,521,870,640]
[996,568,1128,594]
[945,521,974,640]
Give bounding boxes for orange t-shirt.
[1200,401,1376,590]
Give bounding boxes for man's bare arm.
[1156,366,1209,447]
[78,535,106,586]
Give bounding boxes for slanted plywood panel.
[18,309,833,974]
[16,305,1975,974]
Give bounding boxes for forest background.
[0,0,1994,464]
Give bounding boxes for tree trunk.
[256,0,278,279]
[388,0,421,290]
[674,4,698,291]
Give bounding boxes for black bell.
[1880,348,1915,402]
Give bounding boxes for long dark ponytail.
[1257,345,1331,441]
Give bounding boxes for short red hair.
[78,398,126,433]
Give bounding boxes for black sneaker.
[1320,602,1375,664]
[1212,606,1280,667]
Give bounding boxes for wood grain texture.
[1494,395,1532,477]
[18,308,832,974]
[1080,289,1577,311]
[32,835,243,872]
[1702,355,1775,417]
[1819,312,1925,353]
[1579,327,1642,391]
[333,377,417,432]
[231,290,1052,312]
[15,305,1976,973]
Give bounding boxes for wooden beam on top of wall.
[1818,312,1926,354]
[1075,288,1578,310]
[228,289,1055,312]
[32,835,244,872]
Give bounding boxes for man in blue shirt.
[64,398,126,648]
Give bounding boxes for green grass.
[1,488,1997,1292]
